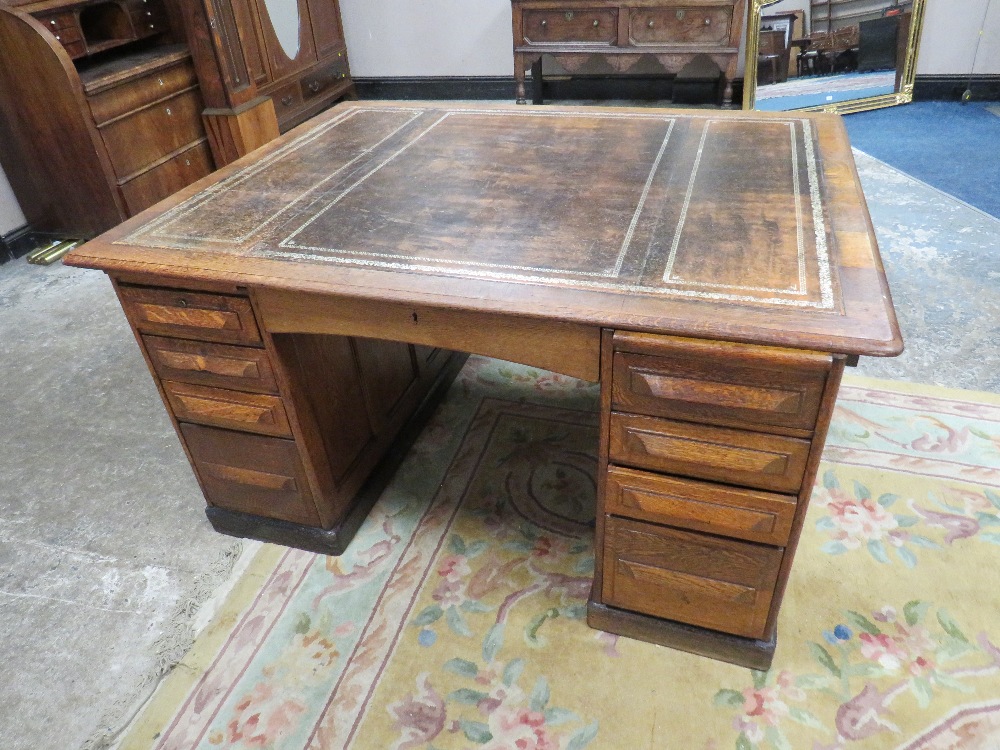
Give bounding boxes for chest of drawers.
[510,0,747,106]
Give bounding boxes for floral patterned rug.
[119,359,1000,750]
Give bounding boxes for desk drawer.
[606,466,796,545]
[165,381,292,437]
[181,423,320,526]
[119,286,262,345]
[612,336,829,432]
[522,9,617,44]
[144,335,278,393]
[609,413,810,493]
[88,61,198,125]
[99,89,204,179]
[602,516,781,639]
[629,6,733,46]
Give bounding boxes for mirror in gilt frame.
[743,0,925,113]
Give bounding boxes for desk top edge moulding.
[66,101,902,669]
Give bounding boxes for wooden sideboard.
[0,0,213,238]
[511,0,747,106]
[178,0,355,166]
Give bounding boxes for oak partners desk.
[66,101,902,670]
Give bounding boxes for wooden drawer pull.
[632,371,804,413]
[157,350,261,379]
[618,485,779,535]
[627,429,791,475]
[620,560,757,604]
[201,462,297,492]
[137,302,237,330]
[174,393,278,427]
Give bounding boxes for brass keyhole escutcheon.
[676,9,686,19]
[648,19,654,28]
[565,11,574,20]
[704,17,711,25]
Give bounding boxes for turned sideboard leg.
[515,53,528,104]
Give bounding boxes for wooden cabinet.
[115,279,464,554]
[510,0,747,106]
[0,0,214,238]
[589,330,845,668]
[178,0,355,166]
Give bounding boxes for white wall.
[339,0,998,77]
[340,0,512,77]
[0,166,26,235]
[916,0,1000,75]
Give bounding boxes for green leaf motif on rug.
[811,469,1000,566]
[713,602,1000,750]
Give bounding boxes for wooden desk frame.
[67,102,901,670]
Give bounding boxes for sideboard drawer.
[164,381,292,437]
[300,56,350,101]
[88,60,199,124]
[144,335,279,393]
[99,89,204,179]
[602,516,782,639]
[612,349,828,432]
[119,140,213,216]
[119,286,262,345]
[522,9,618,44]
[606,466,796,545]
[180,423,320,526]
[629,6,733,46]
[609,413,810,493]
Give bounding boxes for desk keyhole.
[411,312,419,323]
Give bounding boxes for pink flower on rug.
[733,672,802,742]
[824,491,899,548]
[482,706,558,750]
[859,632,908,671]
[387,673,446,750]
[223,682,306,746]
[432,555,471,607]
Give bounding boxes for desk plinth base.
[586,600,777,671]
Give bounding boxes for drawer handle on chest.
[541,19,547,27]
[308,80,321,93]
[564,11,573,20]
[176,298,188,307]
[158,77,164,86]
[704,17,712,25]
[647,19,654,28]
[281,95,293,106]
[593,19,599,26]
[676,10,685,19]
[165,107,172,116]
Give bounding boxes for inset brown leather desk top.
[67,101,902,357]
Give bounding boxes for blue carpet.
[843,101,1000,219]
[756,83,895,111]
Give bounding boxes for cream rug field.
[118,359,1000,750]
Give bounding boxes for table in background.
[510,0,746,106]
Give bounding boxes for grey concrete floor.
[0,262,243,750]
[0,130,997,750]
